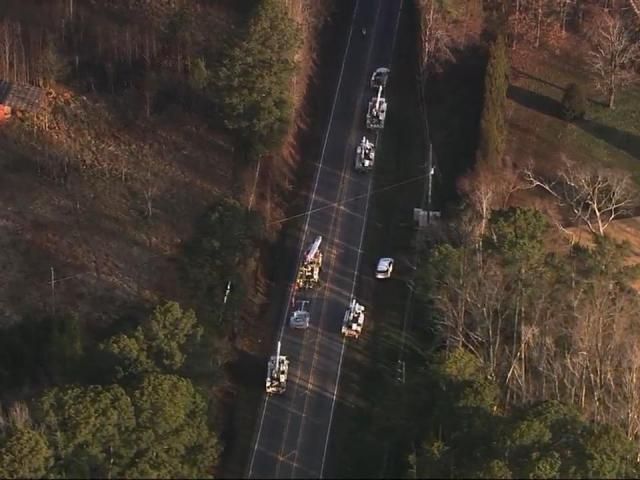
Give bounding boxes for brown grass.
[0,88,235,327]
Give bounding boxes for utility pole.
[248,159,262,211]
[221,281,237,343]
[223,281,232,305]
[50,267,55,315]
[427,143,434,224]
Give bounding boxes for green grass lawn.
[508,43,640,182]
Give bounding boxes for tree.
[477,33,509,168]
[0,402,53,479]
[189,57,209,91]
[215,0,302,156]
[142,302,201,372]
[486,207,548,269]
[584,424,639,478]
[33,36,67,87]
[100,301,202,381]
[588,11,640,109]
[0,427,53,478]
[100,331,156,381]
[561,83,587,121]
[457,166,525,247]
[128,374,220,478]
[36,384,136,478]
[523,159,637,236]
[48,313,84,382]
[417,0,460,77]
[34,375,221,478]
[183,199,263,328]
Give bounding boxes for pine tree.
[477,34,509,168]
[215,0,302,157]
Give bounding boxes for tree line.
[0,302,220,478]
[404,1,640,477]
[0,1,308,476]
[409,348,639,478]
[418,0,639,110]
[0,0,303,159]
[0,196,263,478]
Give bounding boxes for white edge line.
[247,0,361,476]
[293,0,384,473]
[319,0,405,477]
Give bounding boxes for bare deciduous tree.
[417,0,457,77]
[458,165,526,243]
[588,11,640,109]
[630,0,640,21]
[523,159,637,236]
[557,0,574,34]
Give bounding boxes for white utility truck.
[295,236,322,290]
[265,341,289,395]
[366,84,387,130]
[341,298,366,339]
[355,136,375,172]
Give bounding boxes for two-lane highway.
[247,1,403,477]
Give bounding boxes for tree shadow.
[507,84,640,160]
[511,67,565,93]
[576,119,640,160]
[507,84,563,119]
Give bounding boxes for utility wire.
[34,171,431,286]
[32,170,433,286]
[268,171,430,226]
[36,252,167,287]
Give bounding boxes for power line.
[36,252,167,287]
[268,172,430,226]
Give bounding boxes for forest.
[0,0,310,477]
[402,0,640,477]
[0,0,638,477]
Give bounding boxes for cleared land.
[0,89,236,327]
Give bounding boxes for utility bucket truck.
[370,67,390,90]
[265,341,289,395]
[289,300,311,329]
[366,85,387,130]
[354,136,375,172]
[296,236,323,290]
[341,298,365,339]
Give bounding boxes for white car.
[375,257,394,279]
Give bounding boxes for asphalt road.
[247,1,404,477]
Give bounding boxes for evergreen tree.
[183,199,264,329]
[215,0,302,157]
[561,83,587,121]
[127,374,220,478]
[100,301,203,381]
[486,207,549,270]
[477,33,509,168]
[36,384,136,478]
[0,427,53,479]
